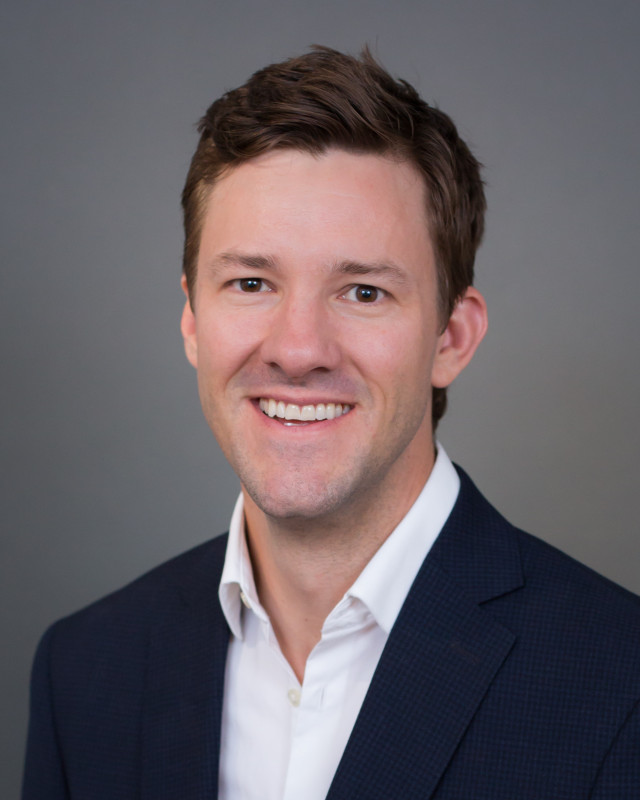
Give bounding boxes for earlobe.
[431,287,488,388]
[180,275,198,368]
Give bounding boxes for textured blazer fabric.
[23,467,640,799]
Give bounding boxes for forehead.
[198,148,435,278]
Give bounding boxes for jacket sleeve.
[22,624,70,800]
[590,698,640,799]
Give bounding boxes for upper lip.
[253,395,353,406]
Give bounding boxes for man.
[23,47,640,799]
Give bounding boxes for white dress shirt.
[218,444,460,800]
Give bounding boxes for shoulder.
[513,523,640,657]
[443,466,640,679]
[456,464,639,618]
[39,534,229,677]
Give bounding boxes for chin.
[243,472,353,523]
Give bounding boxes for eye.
[234,277,269,293]
[343,284,384,303]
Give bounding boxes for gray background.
[2,0,639,794]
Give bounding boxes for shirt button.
[239,590,251,609]
[287,688,301,707]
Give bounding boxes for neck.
[242,450,434,681]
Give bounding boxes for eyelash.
[232,278,271,293]
[231,278,385,304]
[342,285,385,304]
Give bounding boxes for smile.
[258,398,352,422]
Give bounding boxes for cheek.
[195,307,265,375]
[350,320,436,385]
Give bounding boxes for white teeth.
[285,404,301,420]
[301,405,316,421]
[259,398,351,422]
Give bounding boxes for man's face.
[181,149,452,524]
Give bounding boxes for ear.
[180,274,198,368]
[431,286,488,388]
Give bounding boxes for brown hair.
[181,46,486,427]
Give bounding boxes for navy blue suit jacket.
[23,468,640,798]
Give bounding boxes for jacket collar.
[429,465,524,604]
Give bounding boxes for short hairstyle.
[181,46,486,428]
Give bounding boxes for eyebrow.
[334,259,410,286]
[206,252,278,273]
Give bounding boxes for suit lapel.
[327,468,523,800]
[141,536,229,800]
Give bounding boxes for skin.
[181,148,487,678]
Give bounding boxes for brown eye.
[239,278,263,292]
[354,285,378,303]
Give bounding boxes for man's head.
[181,46,486,428]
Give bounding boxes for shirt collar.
[219,492,264,640]
[218,443,460,639]
[345,443,459,633]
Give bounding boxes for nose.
[259,294,341,379]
